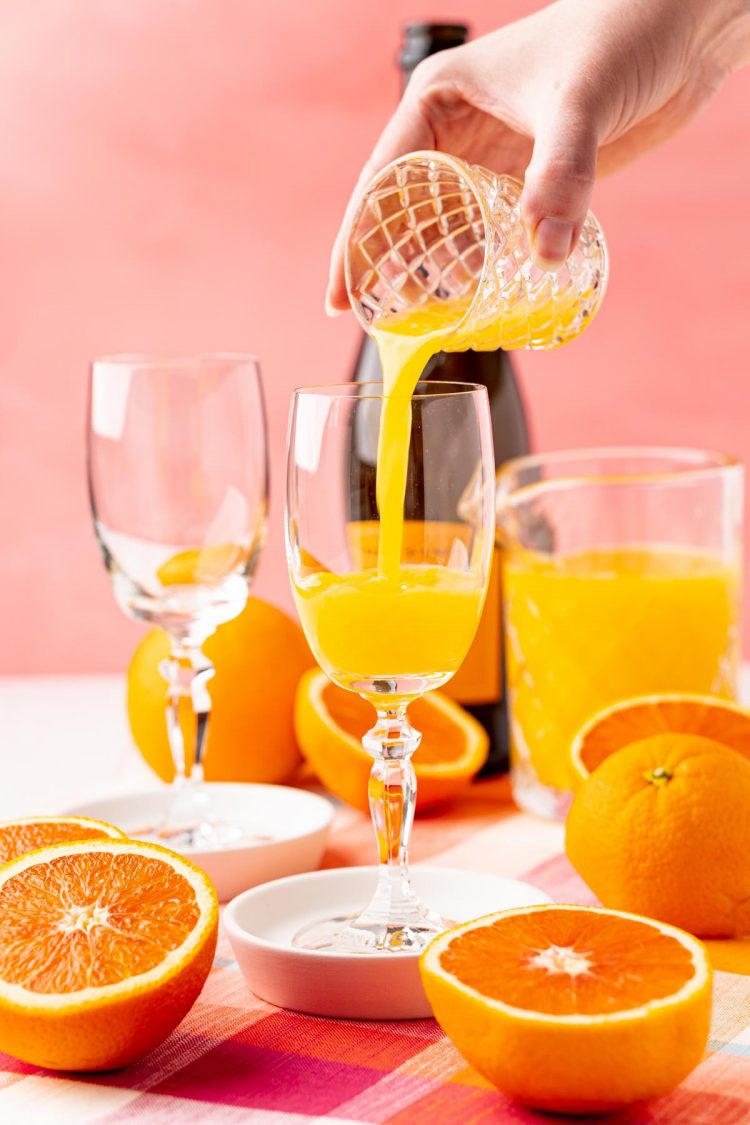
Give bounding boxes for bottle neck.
[399,24,468,91]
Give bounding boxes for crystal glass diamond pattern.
[345,151,608,351]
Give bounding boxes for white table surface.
[1,675,160,820]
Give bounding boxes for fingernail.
[533,218,574,271]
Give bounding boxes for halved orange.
[570,693,750,787]
[420,903,711,1114]
[0,839,218,1071]
[0,815,126,867]
[294,669,488,812]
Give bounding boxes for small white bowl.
[224,865,552,1020]
[65,782,334,902]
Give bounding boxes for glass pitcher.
[496,447,743,819]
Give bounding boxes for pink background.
[1,0,749,673]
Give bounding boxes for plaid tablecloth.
[3,776,750,1124]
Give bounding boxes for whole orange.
[566,733,750,937]
[128,596,314,785]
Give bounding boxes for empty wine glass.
[88,354,268,849]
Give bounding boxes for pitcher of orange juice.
[497,448,743,819]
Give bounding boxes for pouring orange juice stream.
[292,302,487,697]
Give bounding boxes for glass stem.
[159,639,215,828]
[359,705,425,926]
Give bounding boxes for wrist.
[691,0,750,77]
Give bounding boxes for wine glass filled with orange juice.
[286,380,495,953]
[497,447,743,821]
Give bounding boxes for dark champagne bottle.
[350,22,531,774]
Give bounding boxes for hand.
[327,0,750,311]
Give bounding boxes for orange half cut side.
[420,903,711,1114]
[0,815,127,867]
[570,693,750,786]
[0,839,218,1071]
[294,668,488,811]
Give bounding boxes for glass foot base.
[131,817,248,851]
[130,782,258,851]
[129,789,253,851]
[293,908,450,954]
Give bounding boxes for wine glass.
[286,381,495,952]
[88,354,268,849]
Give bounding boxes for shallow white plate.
[224,865,552,1020]
[65,783,334,902]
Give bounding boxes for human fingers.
[520,96,600,271]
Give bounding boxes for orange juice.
[503,546,740,793]
[292,564,484,700]
[373,304,459,579]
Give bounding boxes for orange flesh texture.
[0,852,200,993]
[0,822,118,867]
[439,909,695,1016]
[322,682,467,764]
[580,699,750,774]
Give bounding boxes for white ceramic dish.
[65,782,334,902]
[224,865,552,1020]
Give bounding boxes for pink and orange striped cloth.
[3,778,750,1124]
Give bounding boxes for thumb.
[521,102,599,271]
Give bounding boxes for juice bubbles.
[504,546,740,799]
[293,564,485,699]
